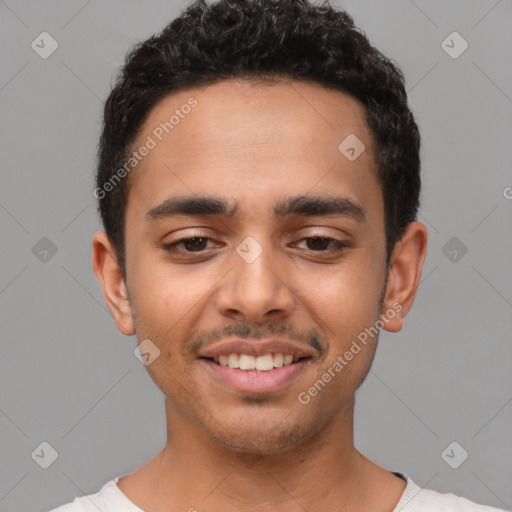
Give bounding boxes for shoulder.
[47,477,141,512]
[395,472,507,512]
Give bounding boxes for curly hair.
[96,0,421,280]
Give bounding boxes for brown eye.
[164,236,213,254]
[181,237,209,251]
[299,236,347,252]
[305,236,332,251]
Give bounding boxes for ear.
[92,231,135,336]
[381,221,428,333]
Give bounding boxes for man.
[50,0,505,510]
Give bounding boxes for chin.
[206,410,320,455]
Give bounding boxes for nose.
[214,240,295,324]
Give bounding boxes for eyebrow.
[146,194,365,222]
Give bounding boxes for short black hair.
[96,0,421,280]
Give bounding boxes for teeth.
[227,353,239,368]
[255,354,274,371]
[273,353,284,367]
[239,354,256,370]
[212,353,300,371]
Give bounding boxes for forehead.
[125,78,381,224]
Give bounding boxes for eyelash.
[162,235,349,256]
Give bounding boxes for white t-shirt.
[48,471,506,511]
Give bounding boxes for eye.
[161,234,349,259]
[296,235,349,252]
[163,236,217,254]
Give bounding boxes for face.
[95,79,420,454]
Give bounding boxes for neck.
[146,397,377,511]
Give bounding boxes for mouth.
[200,353,313,393]
[202,352,311,371]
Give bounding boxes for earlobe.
[381,221,428,333]
[91,231,135,336]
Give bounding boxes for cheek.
[129,254,220,346]
[300,257,381,322]
[295,258,384,383]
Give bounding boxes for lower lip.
[201,358,311,393]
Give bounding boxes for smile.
[210,352,308,371]
[200,355,312,393]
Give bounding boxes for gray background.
[1,0,511,511]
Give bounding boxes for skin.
[92,78,428,512]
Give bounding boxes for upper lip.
[198,339,316,359]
